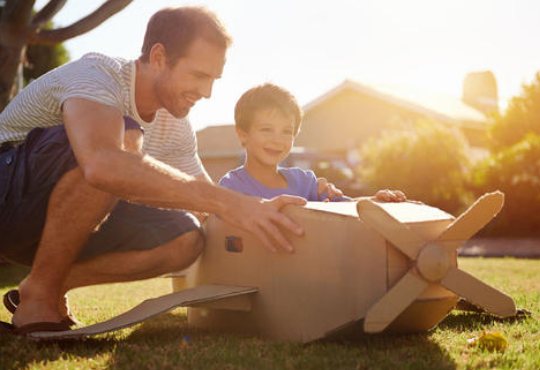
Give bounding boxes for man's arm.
[63,98,306,252]
[190,172,213,223]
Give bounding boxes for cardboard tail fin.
[30,285,258,340]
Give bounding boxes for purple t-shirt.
[219,166,350,201]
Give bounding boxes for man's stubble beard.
[153,76,190,119]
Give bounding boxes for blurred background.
[1,0,539,237]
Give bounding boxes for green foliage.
[360,120,471,214]
[469,71,540,236]
[23,20,70,85]
[470,133,540,236]
[488,72,540,150]
[24,41,70,85]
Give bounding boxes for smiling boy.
[219,83,406,203]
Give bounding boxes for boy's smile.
[238,108,296,169]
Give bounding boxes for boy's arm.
[353,189,407,203]
[316,177,344,200]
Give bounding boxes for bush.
[469,133,540,236]
[360,120,471,214]
[488,72,540,150]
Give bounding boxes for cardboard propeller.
[358,191,517,333]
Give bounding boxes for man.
[0,6,306,334]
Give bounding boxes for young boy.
[219,83,405,203]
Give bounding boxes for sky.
[34,0,540,131]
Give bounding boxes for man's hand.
[316,177,344,201]
[372,189,407,202]
[219,194,307,253]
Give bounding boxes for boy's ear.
[236,127,248,148]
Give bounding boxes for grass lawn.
[0,257,538,370]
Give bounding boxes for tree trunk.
[0,0,133,112]
[0,42,27,111]
[0,0,34,111]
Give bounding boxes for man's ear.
[149,43,168,71]
[236,127,248,148]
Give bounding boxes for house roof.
[196,124,242,156]
[303,79,487,129]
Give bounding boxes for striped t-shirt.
[0,52,203,176]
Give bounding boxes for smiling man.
[0,7,306,335]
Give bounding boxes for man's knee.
[164,230,205,271]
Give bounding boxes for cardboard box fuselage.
[182,201,459,342]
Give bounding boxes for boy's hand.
[372,189,407,202]
[219,194,307,253]
[316,177,344,201]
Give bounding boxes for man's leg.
[13,166,117,327]
[12,119,144,327]
[63,229,203,292]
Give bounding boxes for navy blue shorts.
[0,119,201,266]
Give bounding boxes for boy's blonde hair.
[234,83,303,135]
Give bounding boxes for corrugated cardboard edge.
[30,285,258,340]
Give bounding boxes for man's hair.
[235,83,304,135]
[140,6,232,66]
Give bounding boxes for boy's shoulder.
[218,166,246,186]
[280,166,317,181]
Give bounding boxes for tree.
[488,72,540,150]
[469,133,540,236]
[360,120,471,214]
[0,6,70,86]
[24,34,70,85]
[468,71,540,236]
[0,0,133,111]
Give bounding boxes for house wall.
[296,88,423,153]
[295,88,486,155]
[201,156,243,182]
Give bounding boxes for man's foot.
[12,281,66,328]
[4,289,82,327]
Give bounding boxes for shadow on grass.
[439,310,533,331]
[1,311,459,370]
[105,313,457,370]
[0,264,29,289]
[0,331,118,370]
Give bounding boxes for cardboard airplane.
[31,191,516,341]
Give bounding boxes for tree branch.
[1,0,35,27]
[29,0,133,45]
[31,0,68,29]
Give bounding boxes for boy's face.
[237,108,296,168]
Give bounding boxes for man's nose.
[200,80,214,99]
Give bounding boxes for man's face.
[154,38,226,118]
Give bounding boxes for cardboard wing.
[29,285,258,340]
